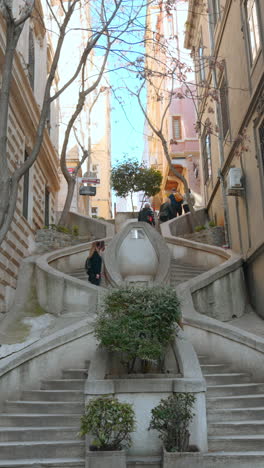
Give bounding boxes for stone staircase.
[199,354,264,467]
[0,365,89,467]
[67,258,208,289]
[170,260,208,287]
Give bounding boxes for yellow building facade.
[145,1,201,210]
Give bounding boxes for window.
[202,133,212,183]
[91,164,99,178]
[91,207,98,218]
[44,186,50,226]
[167,14,174,37]
[172,117,182,140]
[28,28,35,90]
[198,40,206,82]
[210,0,220,27]
[22,152,29,220]
[246,0,261,63]
[259,118,264,170]
[220,77,230,139]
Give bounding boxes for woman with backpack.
[168,188,183,218]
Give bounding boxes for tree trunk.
[58,178,76,226]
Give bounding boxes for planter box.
[86,449,126,468]
[163,448,203,468]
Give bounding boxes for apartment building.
[185,0,264,316]
[145,0,201,209]
[0,1,60,313]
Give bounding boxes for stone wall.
[182,226,226,247]
[35,229,93,253]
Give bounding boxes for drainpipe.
[208,14,231,247]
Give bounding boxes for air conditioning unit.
[227,168,244,196]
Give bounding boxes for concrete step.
[0,426,80,442]
[4,401,83,414]
[203,452,264,468]
[0,414,82,427]
[207,383,264,396]
[207,407,264,422]
[203,373,251,385]
[0,459,84,468]
[62,369,88,379]
[0,440,84,459]
[201,364,230,374]
[170,262,208,272]
[208,421,264,436]
[207,394,264,409]
[126,456,162,467]
[208,435,264,452]
[41,380,85,390]
[21,390,84,402]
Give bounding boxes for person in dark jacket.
[138,203,155,226]
[168,188,183,218]
[85,241,105,286]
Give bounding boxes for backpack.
[175,192,183,202]
[147,214,154,224]
[139,208,154,225]
[159,203,170,222]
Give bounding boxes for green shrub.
[72,224,79,236]
[79,397,135,450]
[194,225,206,232]
[208,220,216,228]
[94,286,182,373]
[149,393,195,452]
[56,225,71,234]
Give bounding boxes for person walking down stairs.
[138,203,155,226]
[85,241,105,286]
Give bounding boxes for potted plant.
[79,396,135,468]
[149,393,201,468]
[94,285,182,374]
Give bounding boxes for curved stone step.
[203,373,251,385]
[208,435,264,452]
[0,440,84,459]
[41,380,85,390]
[4,401,83,414]
[206,383,264,397]
[0,414,82,427]
[0,426,80,442]
[0,458,84,467]
[21,390,84,402]
[207,394,264,409]
[209,421,264,436]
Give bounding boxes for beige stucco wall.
[185,0,264,316]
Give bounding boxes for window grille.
[198,41,206,82]
[220,77,229,139]
[28,29,35,90]
[44,186,50,226]
[246,0,261,63]
[259,119,264,170]
[202,133,212,183]
[210,0,220,27]
[23,152,29,220]
[172,117,181,140]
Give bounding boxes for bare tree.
[0,0,138,244]
[0,0,85,245]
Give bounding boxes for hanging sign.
[79,186,96,196]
